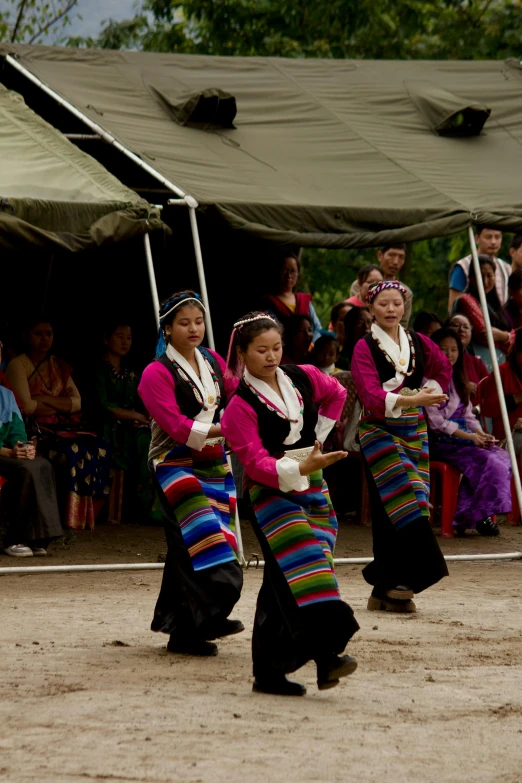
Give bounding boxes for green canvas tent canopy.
[0,81,163,252]
[1,45,522,248]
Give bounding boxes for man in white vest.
[448,226,510,313]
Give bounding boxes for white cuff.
[276,457,309,493]
[423,379,443,395]
[187,420,212,451]
[385,392,402,418]
[315,415,336,445]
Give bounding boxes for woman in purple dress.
[426,328,512,537]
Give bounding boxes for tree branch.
[28,0,78,44]
[11,0,30,42]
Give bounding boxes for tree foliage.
[0,0,78,44]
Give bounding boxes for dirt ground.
[1,520,522,783]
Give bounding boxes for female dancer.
[351,281,452,613]
[426,328,511,537]
[222,312,359,697]
[138,291,243,656]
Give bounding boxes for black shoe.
[203,619,245,641]
[454,525,467,537]
[167,637,218,656]
[253,675,306,697]
[476,517,500,537]
[317,654,358,691]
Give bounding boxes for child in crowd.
[426,328,512,537]
[310,333,340,375]
[413,311,443,338]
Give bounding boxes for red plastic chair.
[429,461,460,538]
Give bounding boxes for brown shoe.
[367,595,416,613]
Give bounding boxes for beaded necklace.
[371,329,416,377]
[243,371,304,422]
[168,351,221,411]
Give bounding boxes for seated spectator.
[481,328,522,450]
[329,301,352,345]
[426,328,511,537]
[94,322,160,524]
[310,333,340,375]
[349,244,412,327]
[448,226,510,312]
[281,314,313,364]
[413,311,443,338]
[453,254,513,371]
[6,317,113,531]
[0,383,62,557]
[509,233,522,271]
[446,313,488,407]
[259,251,322,340]
[504,269,522,331]
[345,264,383,308]
[337,306,372,371]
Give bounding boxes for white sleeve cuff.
[423,379,443,395]
[315,414,336,445]
[187,420,212,451]
[276,457,309,493]
[385,392,402,418]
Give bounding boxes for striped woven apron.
[154,442,238,571]
[248,470,341,608]
[359,407,430,530]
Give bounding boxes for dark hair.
[380,243,407,254]
[330,301,350,327]
[430,327,470,406]
[310,334,340,365]
[24,315,53,335]
[357,263,381,286]
[226,311,283,377]
[267,251,301,295]
[509,268,522,292]
[475,224,501,236]
[159,290,204,329]
[510,233,522,252]
[339,306,368,366]
[413,310,442,334]
[466,255,510,331]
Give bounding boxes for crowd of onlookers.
[1,225,521,555]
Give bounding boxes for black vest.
[364,330,425,390]
[157,348,226,423]
[235,365,318,456]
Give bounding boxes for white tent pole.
[5,55,187,199]
[468,226,522,515]
[186,198,216,350]
[143,233,160,331]
[0,551,520,576]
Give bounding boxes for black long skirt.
[151,482,243,640]
[246,490,359,679]
[0,455,63,547]
[362,459,448,594]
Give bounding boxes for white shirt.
[166,344,218,450]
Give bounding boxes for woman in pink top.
[345,264,383,308]
[221,312,359,697]
[138,290,243,658]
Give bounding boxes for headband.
[160,294,206,321]
[366,280,407,305]
[233,313,278,329]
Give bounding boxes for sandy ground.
[1,521,522,783]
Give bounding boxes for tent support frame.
[468,226,522,516]
[4,54,216,349]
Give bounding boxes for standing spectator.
[453,254,513,371]
[446,314,488,407]
[259,252,323,340]
[509,233,522,271]
[350,245,412,327]
[504,269,522,331]
[413,311,443,338]
[448,226,510,312]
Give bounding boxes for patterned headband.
[233,313,278,329]
[160,293,206,321]
[366,280,407,305]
